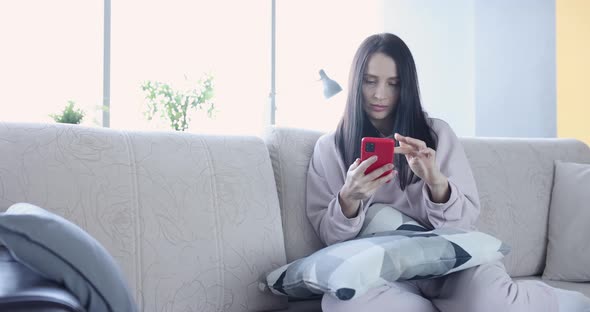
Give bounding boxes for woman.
[306,33,590,312]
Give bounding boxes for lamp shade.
[319,69,342,99]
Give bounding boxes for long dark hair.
[335,33,437,190]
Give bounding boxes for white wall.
[383,0,476,137]
[474,0,556,137]
[382,0,556,138]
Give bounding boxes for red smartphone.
[360,137,395,181]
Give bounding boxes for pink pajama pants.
[322,261,559,312]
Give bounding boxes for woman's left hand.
[394,133,446,187]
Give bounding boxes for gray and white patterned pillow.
[265,205,510,300]
[360,203,428,234]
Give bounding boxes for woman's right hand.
[339,156,396,218]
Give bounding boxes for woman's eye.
[364,80,376,84]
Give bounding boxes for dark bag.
[0,246,84,312]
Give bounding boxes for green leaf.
[141,74,216,131]
[50,101,85,124]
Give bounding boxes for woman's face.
[362,52,400,131]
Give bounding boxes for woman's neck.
[372,120,394,137]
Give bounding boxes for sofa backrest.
[462,138,590,276]
[0,123,288,312]
[264,127,590,277]
[264,127,324,263]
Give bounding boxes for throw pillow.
[360,203,428,235]
[544,161,590,281]
[265,205,509,300]
[0,203,137,312]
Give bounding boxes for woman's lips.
[370,104,388,112]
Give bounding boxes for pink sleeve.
[406,120,480,230]
[305,136,365,246]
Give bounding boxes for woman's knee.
[442,262,513,310]
[445,262,553,312]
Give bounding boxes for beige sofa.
[0,122,589,312]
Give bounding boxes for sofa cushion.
[0,203,136,312]
[461,138,590,277]
[266,228,509,301]
[264,127,324,262]
[515,276,590,299]
[266,205,509,301]
[544,161,590,281]
[360,203,428,234]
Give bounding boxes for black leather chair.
[0,246,84,312]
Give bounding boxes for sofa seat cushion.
[515,276,590,298]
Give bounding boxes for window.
[110,1,270,136]
[1,1,381,134]
[0,1,103,125]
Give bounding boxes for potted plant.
[141,74,215,131]
[51,101,85,124]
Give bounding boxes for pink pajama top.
[306,118,481,246]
